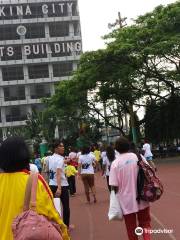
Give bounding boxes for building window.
[31,104,45,112]
[72,2,78,16]
[49,22,69,37]
[3,86,25,101]
[25,23,45,39]
[53,62,73,77]
[0,25,20,41]
[30,84,51,99]
[74,22,81,36]
[2,66,24,81]
[28,64,49,79]
[5,106,27,122]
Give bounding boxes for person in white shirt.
[102,145,115,192]
[78,146,97,203]
[143,140,156,170]
[29,163,39,173]
[48,139,70,228]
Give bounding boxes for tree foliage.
[25,109,57,142]
[46,1,180,143]
[145,95,180,144]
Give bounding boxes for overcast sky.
[78,0,176,52]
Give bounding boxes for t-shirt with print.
[48,153,68,187]
[78,153,95,174]
[109,152,149,215]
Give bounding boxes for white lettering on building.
[0,2,74,18]
[54,43,61,53]
[42,4,48,15]
[46,44,52,54]
[62,43,66,53]
[0,47,5,57]
[7,47,14,56]
[25,5,32,15]
[9,6,13,16]
[67,42,73,53]
[58,3,65,13]
[75,42,82,52]
[0,42,82,60]
[67,3,73,13]
[52,3,55,14]
[0,7,5,17]
[24,45,31,56]
[33,45,40,55]
[16,6,23,16]
[41,44,45,55]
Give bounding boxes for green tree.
[46,1,180,144]
[26,109,57,142]
[145,95,180,144]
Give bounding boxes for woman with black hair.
[102,145,115,192]
[109,137,151,240]
[0,137,69,240]
[78,146,97,203]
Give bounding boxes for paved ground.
[69,162,180,240]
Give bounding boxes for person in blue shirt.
[34,154,42,173]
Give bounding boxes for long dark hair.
[81,146,90,155]
[0,137,30,172]
[106,145,115,162]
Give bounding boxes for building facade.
[0,0,82,139]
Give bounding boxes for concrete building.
[0,0,82,139]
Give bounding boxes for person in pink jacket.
[109,137,151,240]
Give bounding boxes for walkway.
[69,162,180,240]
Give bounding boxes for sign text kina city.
[0,2,74,18]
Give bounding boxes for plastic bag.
[53,198,61,216]
[108,190,123,221]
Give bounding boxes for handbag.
[12,173,63,240]
[108,190,123,221]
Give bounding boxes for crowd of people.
[0,136,157,240]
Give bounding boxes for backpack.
[136,154,163,202]
[12,173,63,240]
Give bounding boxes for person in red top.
[68,147,78,169]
